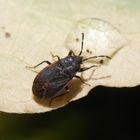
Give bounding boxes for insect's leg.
[51,52,61,61]
[51,52,63,67]
[49,86,69,106]
[74,75,90,86]
[74,75,85,83]
[79,65,99,72]
[68,50,75,56]
[26,61,51,69]
[53,86,69,98]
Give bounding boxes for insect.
[31,33,111,102]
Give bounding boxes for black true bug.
[31,33,111,102]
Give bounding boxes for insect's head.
[67,55,83,65]
[66,33,84,65]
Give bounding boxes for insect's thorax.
[60,55,83,76]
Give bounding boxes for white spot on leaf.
[65,18,127,63]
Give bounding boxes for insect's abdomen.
[32,66,70,99]
[32,67,56,99]
[32,80,68,99]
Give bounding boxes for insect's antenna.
[78,33,84,56]
[83,55,111,62]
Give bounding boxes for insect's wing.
[43,70,71,98]
[49,72,71,90]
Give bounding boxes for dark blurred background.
[0,86,140,140]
